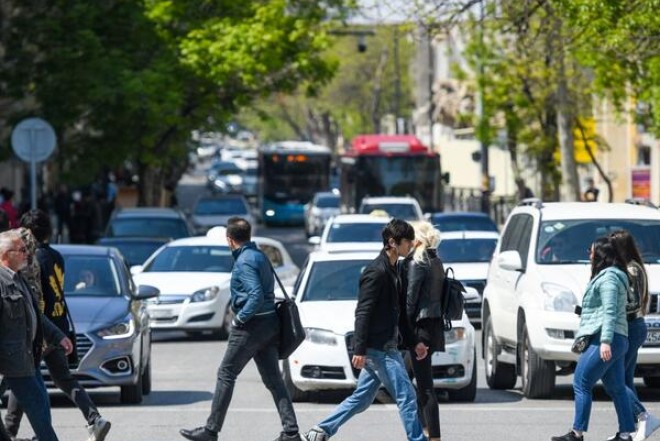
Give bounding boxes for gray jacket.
[0,266,65,377]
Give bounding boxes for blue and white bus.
[258,141,332,226]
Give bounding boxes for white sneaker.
[634,414,660,441]
[87,417,111,441]
[304,427,329,441]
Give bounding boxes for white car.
[131,232,298,338]
[358,196,424,221]
[437,231,499,324]
[282,250,477,402]
[482,200,660,398]
[308,214,390,252]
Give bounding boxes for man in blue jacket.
[180,217,301,441]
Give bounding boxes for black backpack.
[441,267,466,330]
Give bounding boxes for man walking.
[0,229,72,441]
[305,219,428,441]
[4,210,111,441]
[180,217,301,441]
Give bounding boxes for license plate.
[646,330,660,346]
[150,309,173,319]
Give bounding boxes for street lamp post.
[478,0,490,215]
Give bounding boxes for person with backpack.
[404,221,445,441]
[608,230,660,441]
[552,236,634,441]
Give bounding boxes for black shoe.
[180,427,218,441]
[552,431,583,441]
[273,434,302,441]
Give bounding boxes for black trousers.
[5,346,100,436]
[205,312,298,435]
[409,349,440,438]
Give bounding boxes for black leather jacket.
[405,249,445,352]
[353,250,417,355]
[0,266,64,377]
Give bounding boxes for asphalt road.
[12,171,660,441]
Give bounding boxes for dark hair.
[590,235,627,279]
[0,209,8,233]
[226,217,251,243]
[382,218,415,248]
[19,209,52,242]
[609,229,644,267]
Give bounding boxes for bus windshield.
[262,153,331,204]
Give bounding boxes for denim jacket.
[577,266,629,344]
[229,242,276,324]
[0,266,65,377]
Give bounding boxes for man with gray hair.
[0,229,73,441]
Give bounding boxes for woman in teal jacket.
[552,236,635,441]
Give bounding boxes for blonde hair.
[411,221,441,264]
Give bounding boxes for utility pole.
[427,27,435,149]
[478,0,490,214]
[393,26,402,133]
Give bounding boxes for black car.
[104,207,194,239]
[50,245,159,404]
[96,237,170,266]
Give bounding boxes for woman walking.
[405,221,444,441]
[608,230,660,441]
[552,236,634,441]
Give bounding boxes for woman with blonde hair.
[404,221,445,441]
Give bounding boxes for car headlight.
[190,286,220,303]
[304,328,337,346]
[227,175,243,186]
[97,317,135,340]
[445,327,466,345]
[541,282,577,312]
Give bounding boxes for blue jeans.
[573,332,635,433]
[603,318,648,419]
[317,348,426,441]
[205,313,298,435]
[4,371,59,441]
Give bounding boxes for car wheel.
[448,349,477,402]
[520,324,555,399]
[120,374,144,404]
[141,358,152,396]
[644,376,660,388]
[218,304,233,340]
[484,316,516,390]
[282,360,309,402]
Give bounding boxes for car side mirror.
[134,284,160,300]
[497,250,523,272]
[130,265,143,275]
[308,236,321,246]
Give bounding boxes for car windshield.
[302,260,371,301]
[63,256,121,296]
[108,218,189,239]
[211,163,242,175]
[108,241,164,266]
[432,215,498,232]
[194,198,248,215]
[144,246,233,272]
[316,195,340,208]
[360,203,417,220]
[537,219,660,264]
[438,238,498,263]
[327,222,385,243]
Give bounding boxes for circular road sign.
[11,117,57,162]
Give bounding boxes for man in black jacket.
[0,229,72,441]
[305,219,428,441]
[4,210,111,441]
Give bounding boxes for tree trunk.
[370,48,389,133]
[555,21,580,202]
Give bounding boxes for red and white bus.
[339,134,444,213]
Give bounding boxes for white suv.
[358,196,424,221]
[482,200,660,398]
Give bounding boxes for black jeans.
[409,349,440,438]
[205,313,298,435]
[5,346,100,436]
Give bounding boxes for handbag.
[268,261,306,360]
[571,335,591,354]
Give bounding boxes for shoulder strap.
[264,253,291,301]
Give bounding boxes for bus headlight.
[266,210,275,217]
